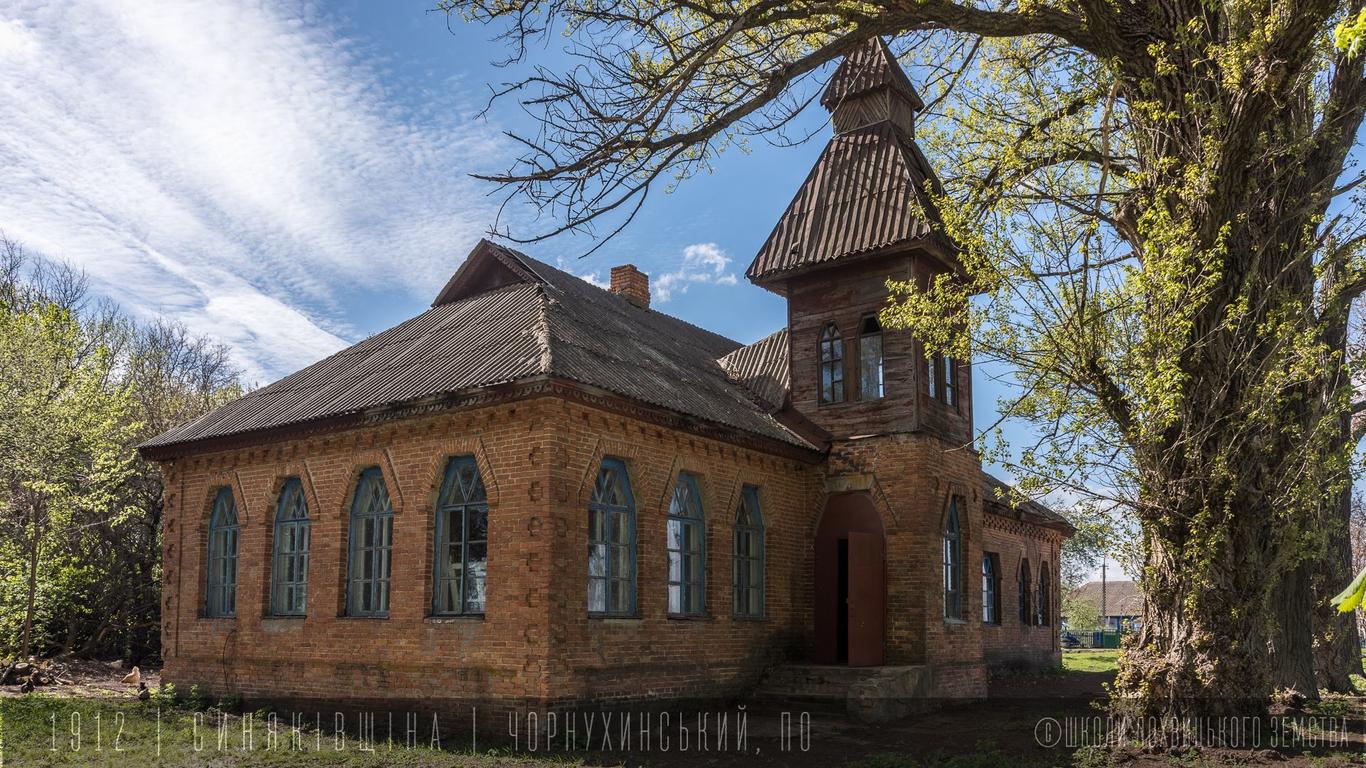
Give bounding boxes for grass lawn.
[1060,651,1120,674]
[0,695,569,767]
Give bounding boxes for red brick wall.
[157,395,823,712]
[159,399,557,711]
[540,399,820,706]
[980,516,1065,671]
[156,390,1062,713]
[783,250,972,446]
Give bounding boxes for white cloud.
[554,257,610,289]
[0,0,505,382]
[653,242,738,303]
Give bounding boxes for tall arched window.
[819,323,844,404]
[588,458,636,616]
[206,487,239,618]
[666,472,705,616]
[982,553,1000,624]
[433,456,489,615]
[347,468,393,617]
[733,485,765,617]
[859,317,884,400]
[943,498,963,619]
[270,478,310,616]
[1019,558,1032,625]
[1037,562,1050,626]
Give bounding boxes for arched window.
[588,458,636,615]
[859,317,884,400]
[206,487,239,617]
[943,498,963,619]
[1019,558,1032,625]
[433,456,489,615]
[982,553,1000,624]
[1037,562,1050,626]
[819,323,845,404]
[667,472,705,616]
[347,468,393,617]
[733,485,765,617]
[270,478,310,616]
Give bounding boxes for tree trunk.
[1309,307,1365,692]
[1313,483,1364,692]
[1270,563,1318,700]
[20,509,40,659]
[1116,521,1278,732]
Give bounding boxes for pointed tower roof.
[819,37,923,112]
[746,38,949,290]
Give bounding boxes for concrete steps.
[753,664,932,723]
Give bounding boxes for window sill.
[336,614,390,620]
[943,617,968,625]
[197,615,236,622]
[426,614,485,623]
[666,613,713,622]
[731,614,768,622]
[262,614,306,620]
[588,613,641,621]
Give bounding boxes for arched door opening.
[814,492,885,666]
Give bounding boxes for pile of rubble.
[1,658,72,693]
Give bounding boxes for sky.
[0,0,1126,580]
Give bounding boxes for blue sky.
[0,1,1122,580]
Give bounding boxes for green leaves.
[1335,7,1366,58]
[1331,566,1366,613]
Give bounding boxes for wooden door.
[846,531,885,666]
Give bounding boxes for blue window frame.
[432,456,489,615]
[943,498,963,619]
[666,473,705,616]
[271,478,310,616]
[733,485,765,617]
[587,458,636,616]
[982,553,1000,624]
[347,468,393,617]
[206,487,239,618]
[819,323,844,404]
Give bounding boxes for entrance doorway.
[814,492,885,666]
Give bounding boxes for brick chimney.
[609,264,650,308]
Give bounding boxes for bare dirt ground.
[0,656,159,700]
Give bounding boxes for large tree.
[444,0,1366,729]
[0,236,241,662]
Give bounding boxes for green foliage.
[0,236,241,662]
[1063,592,1103,631]
[1330,566,1366,612]
[1335,7,1366,58]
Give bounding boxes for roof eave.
[138,375,825,464]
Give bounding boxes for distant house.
[1066,579,1142,631]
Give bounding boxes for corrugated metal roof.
[746,121,942,283]
[718,330,790,411]
[142,241,817,455]
[820,37,923,112]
